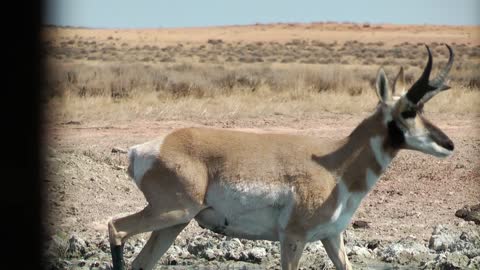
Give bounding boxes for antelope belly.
[196,181,294,241]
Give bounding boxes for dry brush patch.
[46,64,480,125]
[45,57,479,125]
[43,32,480,68]
[43,26,480,125]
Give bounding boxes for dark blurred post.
[0,1,44,269]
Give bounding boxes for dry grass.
[48,88,374,123]
[46,61,479,124]
[43,26,480,124]
[48,87,479,125]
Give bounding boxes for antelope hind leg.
[108,205,199,270]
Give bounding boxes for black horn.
[406,45,435,104]
[418,44,454,104]
[406,44,454,104]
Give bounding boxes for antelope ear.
[375,68,392,103]
[393,67,406,96]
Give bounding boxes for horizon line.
[42,20,480,30]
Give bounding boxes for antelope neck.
[314,111,399,193]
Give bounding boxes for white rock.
[248,247,267,262]
[350,246,372,258]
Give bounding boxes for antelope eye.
[401,110,417,118]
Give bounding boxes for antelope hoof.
[110,243,125,270]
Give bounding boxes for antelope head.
[375,44,455,157]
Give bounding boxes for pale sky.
[44,0,479,28]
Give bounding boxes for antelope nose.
[443,139,454,151]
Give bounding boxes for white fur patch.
[128,138,163,187]
[204,181,294,238]
[207,181,293,214]
[305,180,344,240]
[366,168,379,190]
[307,170,381,241]
[405,134,452,158]
[305,137,391,241]
[431,142,453,157]
[330,202,343,222]
[370,136,392,170]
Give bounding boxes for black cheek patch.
[387,121,405,148]
[401,110,417,118]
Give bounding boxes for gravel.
[44,223,480,269]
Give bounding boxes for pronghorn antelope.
[108,44,454,270]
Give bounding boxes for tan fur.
[107,47,454,270]
[107,100,452,270]
[108,106,397,270]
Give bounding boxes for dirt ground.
[44,112,480,269]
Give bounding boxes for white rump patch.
[127,138,163,187]
[370,136,392,170]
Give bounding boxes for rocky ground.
[44,221,480,270]
[42,114,480,269]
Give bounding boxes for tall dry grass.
[43,30,480,124]
[45,59,479,124]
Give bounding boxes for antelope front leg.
[279,232,307,270]
[321,233,352,270]
[131,223,188,270]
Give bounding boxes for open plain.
[43,22,480,269]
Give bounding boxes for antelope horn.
[418,44,454,105]
[406,45,435,104]
[406,44,455,104]
[392,66,406,97]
